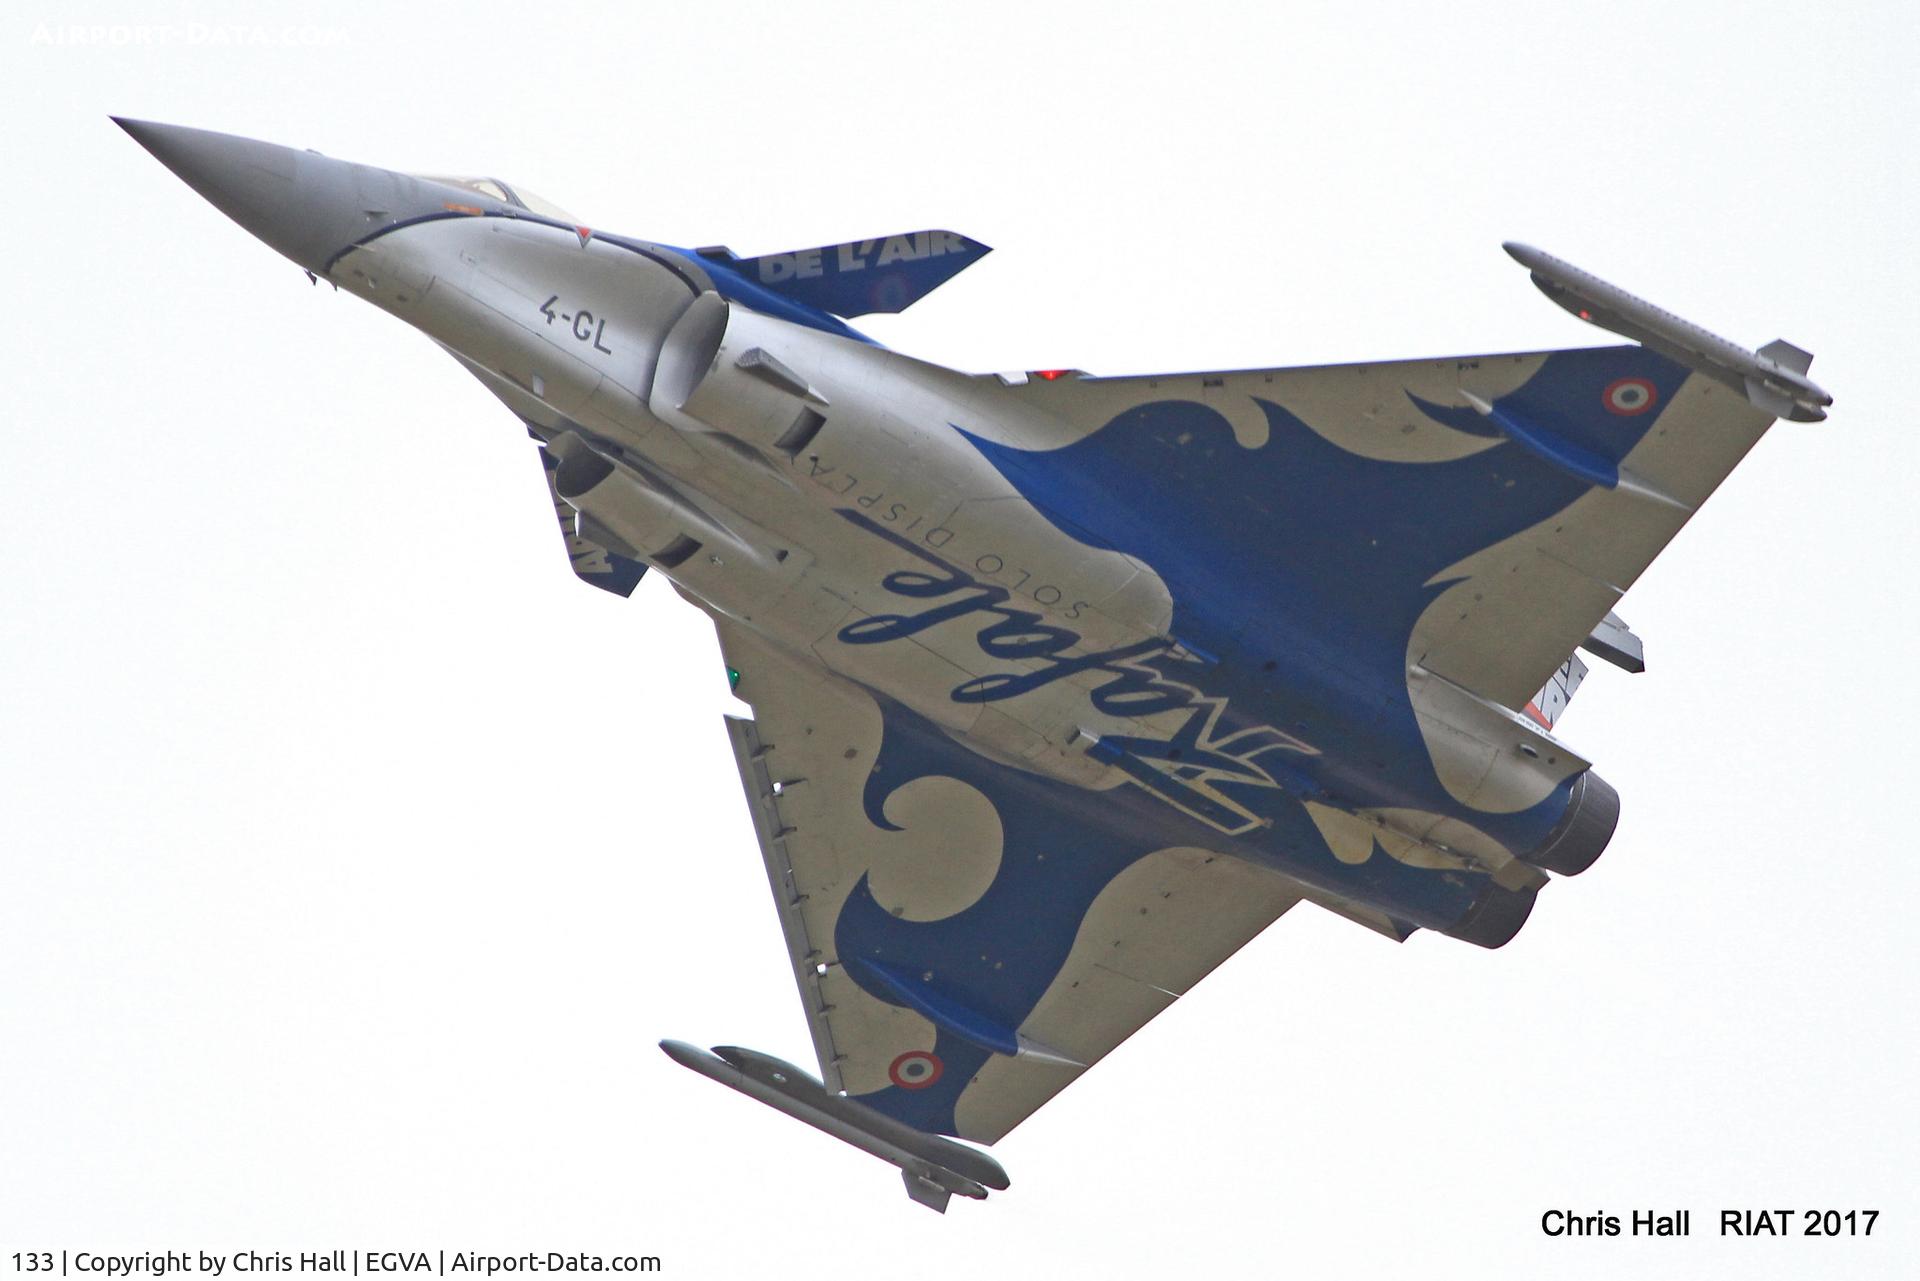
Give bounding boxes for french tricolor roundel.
[889,1050,943,1090]
[1603,377,1657,416]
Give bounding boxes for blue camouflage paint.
[704,232,991,319]
[954,345,1690,857]
[835,692,1184,1134]
[1407,389,1632,490]
[835,346,1691,1136]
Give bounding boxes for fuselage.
[122,120,1618,947]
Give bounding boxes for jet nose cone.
[117,117,305,242]
[114,117,384,274]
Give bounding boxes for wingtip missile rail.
[1502,241,1833,422]
[658,1040,1010,1212]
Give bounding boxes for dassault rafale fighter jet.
[121,119,1832,1211]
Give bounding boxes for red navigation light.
[1578,309,1592,320]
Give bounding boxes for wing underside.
[710,616,1355,1145]
[976,345,1775,715]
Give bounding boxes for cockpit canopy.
[416,174,576,223]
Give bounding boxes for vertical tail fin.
[1524,654,1587,730]
[1525,610,1647,729]
[698,231,991,317]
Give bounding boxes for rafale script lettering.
[833,508,1189,714]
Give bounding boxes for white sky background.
[2,1,1915,1277]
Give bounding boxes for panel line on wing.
[725,715,845,1090]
